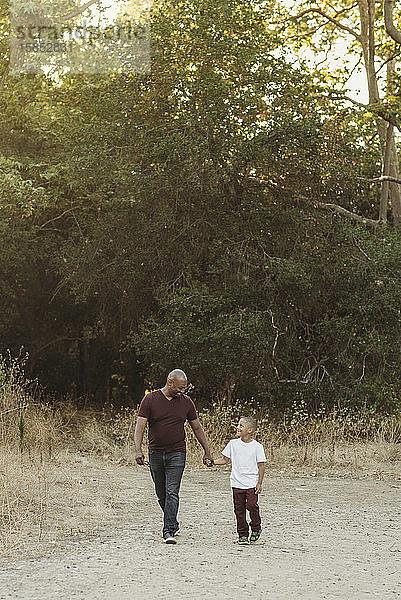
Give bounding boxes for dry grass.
[1,355,401,556]
[187,403,401,479]
[0,449,143,558]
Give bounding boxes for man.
[134,368,213,544]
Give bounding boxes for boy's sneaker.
[172,527,180,537]
[238,536,249,545]
[163,534,177,544]
[250,529,262,543]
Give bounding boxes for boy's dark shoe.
[163,534,177,544]
[250,529,262,543]
[172,527,180,536]
[238,536,249,545]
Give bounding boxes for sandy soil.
[0,458,400,600]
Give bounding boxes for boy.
[213,416,266,545]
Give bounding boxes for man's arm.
[255,461,265,494]
[134,416,148,465]
[188,418,213,465]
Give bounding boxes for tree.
[279,0,401,226]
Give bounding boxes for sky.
[301,38,369,104]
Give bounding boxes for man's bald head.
[165,369,187,399]
[167,369,187,382]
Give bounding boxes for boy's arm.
[255,462,265,493]
[213,455,230,466]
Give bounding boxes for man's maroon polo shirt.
[138,389,198,452]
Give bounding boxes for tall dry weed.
[0,354,63,554]
[0,354,62,455]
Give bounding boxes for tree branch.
[320,202,382,228]
[268,309,298,383]
[363,175,401,184]
[61,0,100,22]
[376,50,401,75]
[34,336,81,356]
[290,7,361,41]
[247,178,386,229]
[324,93,401,133]
[39,207,78,229]
[340,55,364,87]
[384,0,401,44]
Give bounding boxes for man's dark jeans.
[149,450,186,537]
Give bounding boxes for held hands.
[203,454,214,467]
[255,482,262,494]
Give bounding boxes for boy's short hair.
[241,416,257,431]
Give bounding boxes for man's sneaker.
[238,536,249,545]
[250,529,262,543]
[163,534,177,544]
[172,527,180,537]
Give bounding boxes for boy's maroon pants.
[232,487,261,536]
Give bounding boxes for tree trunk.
[380,123,393,223]
[386,55,401,224]
[358,0,401,225]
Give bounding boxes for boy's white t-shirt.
[222,438,266,489]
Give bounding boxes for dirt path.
[1,465,400,600]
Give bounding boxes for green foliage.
[0,155,48,218]
[127,202,401,411]
[0,0,399,414]
[126,285,274,401]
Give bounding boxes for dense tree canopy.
[0,0,400,412]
